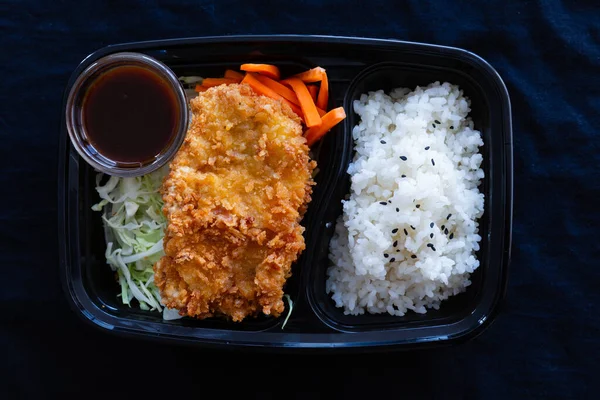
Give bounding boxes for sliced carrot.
[281,78,321,128]
[194,84,210,92]
[244,71,324,116]
[201,78,240,87]
[293,67,326,83]
[307,85,318,102]
[224,69,244,81]
[316,71,329,109]
[305,107,346,147]
[241,73,303,118]
[240,64,281,80]
[253,74,300,106]
[292,67,329,109]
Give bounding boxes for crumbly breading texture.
[154,84,315,322]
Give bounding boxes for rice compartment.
[327,82,485,316]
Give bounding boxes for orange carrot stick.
[201,78,239,87]
[194,84,210,92]
[253,74,300,106]
[307,85,318,102]
[281,78,322,128]
[316,71,329,109]
[240,64,281,80]
[305,107,346,146]
[293,67,326,83]
[224,69,244,81]
[241,73,303,118]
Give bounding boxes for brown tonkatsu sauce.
[82,65,178,164]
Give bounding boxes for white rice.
[326,82,484,316]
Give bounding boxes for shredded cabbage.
[92,166,180,319]
[281,294,293,330]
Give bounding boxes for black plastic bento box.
[58,35,513,351]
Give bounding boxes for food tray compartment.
[58,36,512,349]
[59,37,355,340]
[307,60,512,335]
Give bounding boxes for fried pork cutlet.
[154,84,315,322]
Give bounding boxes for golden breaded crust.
[154,84,315,322]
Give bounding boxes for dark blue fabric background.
[1,0,598,398]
